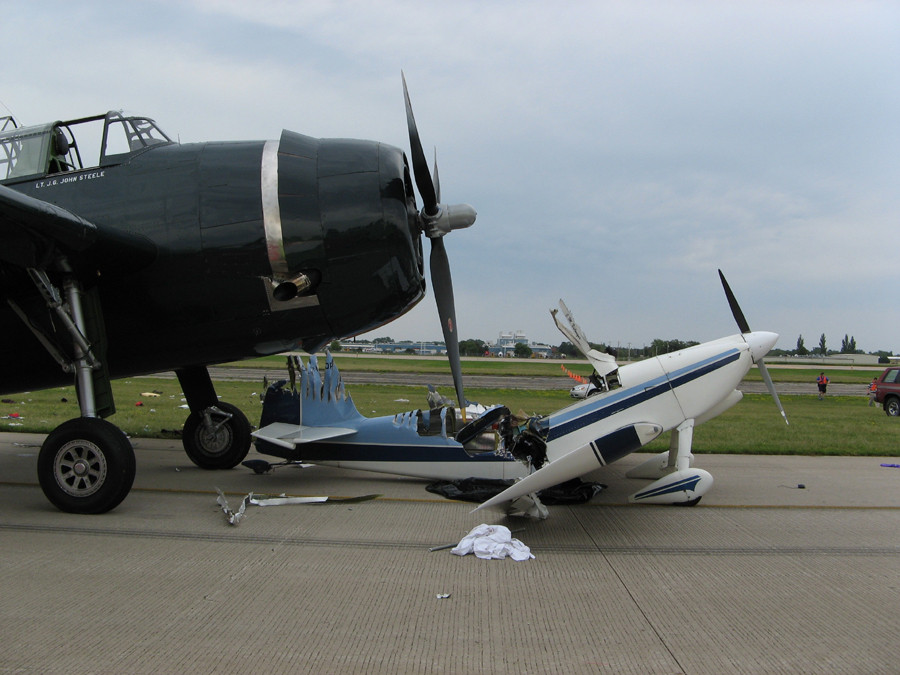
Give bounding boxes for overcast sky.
[5,1,898,353]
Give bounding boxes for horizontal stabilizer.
[252,422,357,450]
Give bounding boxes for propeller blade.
[758,359,790,425]
[719,270,788,425]
[402,72,438,215]
[433,148,440,204]
[430,236,466,419]
[718,269,750,334]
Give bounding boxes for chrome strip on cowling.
[261,139,288,278]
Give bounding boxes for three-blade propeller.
[403,73,476,418]
[719,269,789,425]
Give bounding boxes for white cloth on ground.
[450,523,534,561]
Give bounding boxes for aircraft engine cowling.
[266,130,425,348]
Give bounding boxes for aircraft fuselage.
[0,129,425,394]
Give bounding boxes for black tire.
[37,418,135,514]
[675,497,702,507]
[182,402,251,469]
[885,397,900,417]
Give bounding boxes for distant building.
[487,331,554,358]
[338,340,447,355]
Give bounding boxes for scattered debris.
[251,492,380,505]
[426,477,604,505]
[214,488,380,525]
[140,392,161,398]
[507,493,549,519]
[881,463,900,469]
[215,488,249,526]
[436,593,451,599]
[241,458,315,474]
[450,524,534,561]
[250,494,329,506]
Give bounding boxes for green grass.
[2,380,897,457]
[742,368,881,385]
[229,354,587,378]
[230,354,885,384]
[644,394,898,456]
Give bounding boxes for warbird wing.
[0,183,156,275]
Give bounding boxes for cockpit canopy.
[0,111,173,182]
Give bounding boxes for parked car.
[873,366,900,416]
[569,381,599,399]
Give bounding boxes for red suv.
[874,367,900,416]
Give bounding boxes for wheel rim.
[53,440,108,497]
[195,423,233,457]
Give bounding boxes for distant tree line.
[347,333,894,362]
[769,334,892,362]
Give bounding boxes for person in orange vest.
[868,377,878,407]
[816,372,829,400]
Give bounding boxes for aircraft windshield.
[0,123,53,180]
[0,112,173,182]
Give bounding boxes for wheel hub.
[54,440,107,497]
[197,423,232,455]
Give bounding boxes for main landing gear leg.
[176,366,251,470]
[26,270,136,514]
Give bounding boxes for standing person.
[868,377,878,406]
[816,372,829,400]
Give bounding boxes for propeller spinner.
[402,73,476,419]
[718,270,789,425]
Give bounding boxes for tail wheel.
[182,401,251,469]
[38,418,135,514]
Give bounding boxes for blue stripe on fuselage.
[298,440,517,464]
[547,348,741,442]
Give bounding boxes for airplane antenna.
[0,99,18,128]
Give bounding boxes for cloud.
[4,0,899,353]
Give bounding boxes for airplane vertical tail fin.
[298,351,365,426]
[551,300,618,378]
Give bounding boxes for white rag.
[450,524,534,561]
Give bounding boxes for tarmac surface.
[1,431,898,674]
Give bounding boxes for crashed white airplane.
[252,270,788,512]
